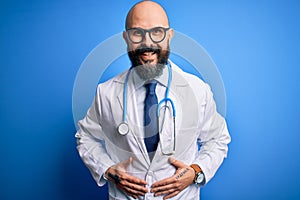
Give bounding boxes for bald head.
[125,1,169,30]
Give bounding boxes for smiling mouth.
[140,51,157,64]
[135,46,160,64]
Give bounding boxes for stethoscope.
[117,63,176,155]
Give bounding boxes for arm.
[151,83,231,199]
[75,85,115,186]
[75,85,148,198]
[194,83,231,183]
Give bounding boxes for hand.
[105,157,148,199]
[151,157,195,200]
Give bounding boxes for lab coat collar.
[113,60,188,87]
[131,65,169,91]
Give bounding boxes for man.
[75,1,231,199]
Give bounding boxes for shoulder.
[96,70,128,96]
[169,60,214,106]
[170,60,209,91]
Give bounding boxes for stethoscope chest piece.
[118,122,129,135]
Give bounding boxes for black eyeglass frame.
[126,27,171,44]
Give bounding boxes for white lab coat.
[75,61,231,200]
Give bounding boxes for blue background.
[1,0,300,199]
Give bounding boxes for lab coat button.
[148,171,153,176]
[145,193,153,200]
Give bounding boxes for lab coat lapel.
[115,72,151,167]
[169,65,190,100]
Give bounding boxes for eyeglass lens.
[127,27,168,43]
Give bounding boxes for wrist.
[103,173,109,181]
[103,166,112,181]
[190,164,205,185]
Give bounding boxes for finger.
[122,183,148,196]
[151,176,176,188]
[152,183,177,195]
[119,157,133,168]
[151,176,178,192]
[116,179,146,198]
[123,190,138,200]
[163,190,180,200]
[122,188,138,200]
[122,172,147,185]
[115,157,134,172]
[168,157,186,168]
[120,179,148,194]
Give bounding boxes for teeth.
[143,52,154,56]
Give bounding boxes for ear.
[123,31,129,46]
[168,28,174,44]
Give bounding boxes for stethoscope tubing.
[122,66,132,123]
[119,63,176,155]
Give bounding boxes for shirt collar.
[132,65,169,90]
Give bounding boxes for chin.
[140,60,158,66]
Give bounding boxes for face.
[123,2,174,80]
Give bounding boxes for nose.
[143,32,154,46]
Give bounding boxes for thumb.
[118,157,133,170]
[168,157,186,169]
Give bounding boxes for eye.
[131,29,143,36]
[151,27,164,36]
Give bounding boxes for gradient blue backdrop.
[1,0,300,199]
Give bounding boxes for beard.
[127,43,170,81]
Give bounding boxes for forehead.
[127,2,169,29]
[130,14,168,29]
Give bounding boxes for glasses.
[126,27,170,44]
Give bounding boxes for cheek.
[127,43,139,52]
[158,40,169,50]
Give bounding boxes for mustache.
[134,46,161,55]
